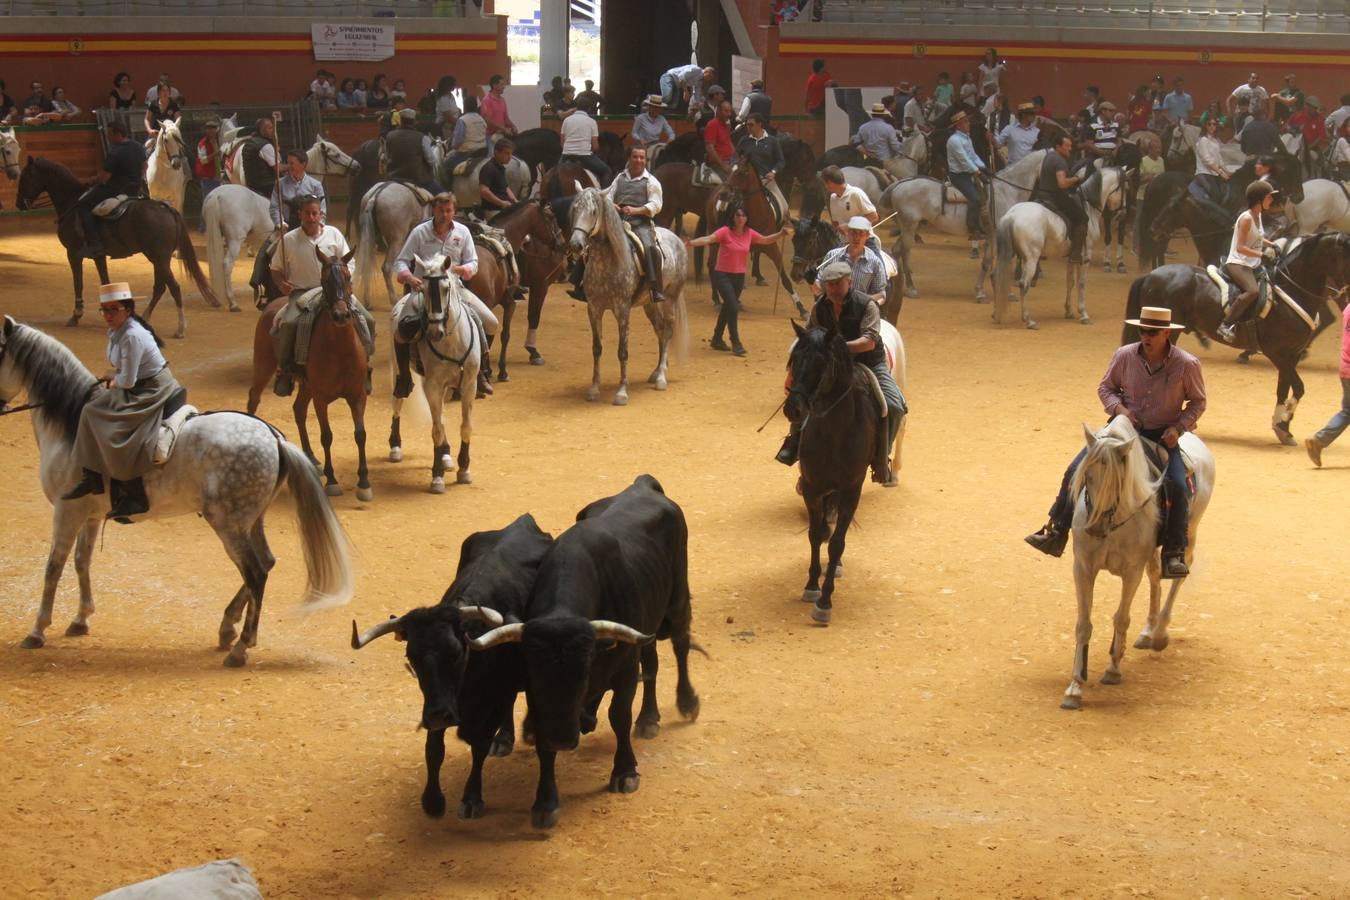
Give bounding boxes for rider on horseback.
[604,146,666,305]
[1038,133,1089,264]
[776,260,906,484]
[241,117,279,201]
[1217,181,1282,342]
[946,110,989,256]
[386,109,445,196]
[1188,116,1229,208]
[736,114,789,227]
[269,197,376,397]
[78,119,144,258]
[1026,306,1207,578]
[818,216,887,304]
[392,192,496,400]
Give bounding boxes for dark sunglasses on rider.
[1138,327,1163,337]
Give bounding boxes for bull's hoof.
[223,651,247,668]
[608,773,641,794]
[355,486,373,502]
[531,807,561,830]
[801,589,822,604]
[64,622,89,637]
[324,483,343,497]
[422,790,447,819]
[388,446,403,463]
[634,720,660,740]
[1060,694,1082,710]
[489,736,513,758]
[457,798,485,820]
[1100,670,1122,685]
[678,694,701,722]
[20,634,44,649]
[810,603,832,625]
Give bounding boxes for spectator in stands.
[576,79,602,116]
[1147,74,1167,129]
[367,74,391,110]
[144,88,180,142]
[1232,96,1252,135]
[958,72,977,109]
[144,73,180,107]
[1328,93,1350,139]
[1272,73,1302,124]
[1083,85,1100,117]
[804,58,833,119]
[390,79,408,105]
[379,96,407,137]
[273,147,326,227]
[194,119,222,232]
[772,0,801,23]
[977,49,1005,95]
[1228,72,1268,120]
[20,102,62,127]
[659,63,715,113]
[543,75,565,111]
[631,95,674,149]
[1198,100,1228,131]
[1238,105,1279,157]
[49,86,81,121]
[108,72,136,110]
[24,81,53,113]
[932,72,953,115]
[481,74,517,139]
[979,83,1000,117]
[738,79,773,127]
[989,93,1013,135]
[1160,77,1193,126]
[434,75,460,140]
[336,78,360,110]
[310,69,336,111]
[1127,85,1151,134]
[353,79,369,107]
[0,80,17,123]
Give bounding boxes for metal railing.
[3,0,482,15]
[815,0,1350,32]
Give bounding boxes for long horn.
[458,606,505,628]
[591,620,655,644]
[351,616,402,649]
[468,622,525,651]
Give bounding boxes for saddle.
[471,225,522,289]
[395,181,437,206]
[91,195,138,219]
[863,166,896,192]
[692,162,723,188]
[1205,265,1273,320]
[152,388,197,466]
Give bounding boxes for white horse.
[993,166,1125,328]
[0,127,20,179]
[566,187,689,405]
[0,317,353,667]
[432,143,534,210]
[881,176,995,301]
[386,254,480,492]
[145,119,190,211]
[203,184,273,310]
[355,181,427,309]
[1289,179,1350,234]
[1166,122,1246,171]
[1061,415,1215,710]
[224,134,359,186]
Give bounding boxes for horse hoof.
[20,635,44,649]
[228,303,241,313]
[801,589,822,604]
[883,477,899,488]
[1274,427,1297,447]
[429,479,446,495]
[652,379,667,392]
[64,622,89,637]
[613,393,628,406]
[456,471,472,485]
[421,791,446,818]
[324,483,343,497]
[586,389,600,403]
[975,294,987,304]
[810,603,832,625]
[830,564,843,579]
[388,447,403,463]
[355,486,373,502]
[1117,263,1128,274]
[529,355,545,366]
[531,807,561,830]
[906,287,920,299]
[1100,671,1122,685]
[1079,317,1092,325]
[456,799,485,820]
[1025,320,1039,330]
[1236,352,1252,365]
[172,329,186,340]
[1151,636,1171,652]
[1060,695,1082,711]
[223,651,247,668]
[1133,634,1153,650]
[634,721,660,740]
[608,773,641,794]
[65,316,80,327]
[754,278,768,287]
[217,632,236,651]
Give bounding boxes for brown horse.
[247,247,372,501]
[486,199,568,379]
[15,156,220,338]
[705,156,808,318]
[653,161,711,241]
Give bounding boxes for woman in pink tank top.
[685,205,791,355]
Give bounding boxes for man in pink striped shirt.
[1026,306,1207,578]
[480,74,516,139]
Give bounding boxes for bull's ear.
[791,319,806,338]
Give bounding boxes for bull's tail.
[992,214,1017,325]
[277,439,353,609]
[176,213,223,309]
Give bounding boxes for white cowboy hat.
[99,282,133,305]
[1125,306,1186,330]
[845,215,873,233]
[643,94,665,109]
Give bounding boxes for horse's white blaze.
[0,127,21,179]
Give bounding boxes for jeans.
[659,72,679,108]
[870,360,906,450]
[1048,424,1188,552]
[1314,378,1350,446]
[950,172,983,236]
[711,271,744,344]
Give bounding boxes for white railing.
[2,0,483,15]
[813,0,1350,32]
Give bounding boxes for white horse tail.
[203,192,229,302]
[670,284,690,365]
[355,193,381,312]
[278,439,353,609]
[993,213,1017,324]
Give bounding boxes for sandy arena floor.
[0,211,1347,898]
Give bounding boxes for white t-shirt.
[978,62,1005,93]
[827,184,877,225]
[1230,83,1269,113]
[560,110,599,156]
[902,97,927,131]
[271,224,352,291]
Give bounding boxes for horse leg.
[800,492,828,607]
[524,275,545,366]
[969,237,987,302]
[497,297,514,382]
[217,518,275,650]
[614,304,631,406]
[897,234,920,299]
[751,247,767,286]
[770,245,807,319]
[214,527,269,668]
[1077,260,1091,325]
[66,250,86,327]
[646,303,669,390]
[388,395,404,463]
[428,383,448,494]
[586,302,604,402]
[1133,564,1164,651]
[23,510,85,648]
[814,486,862,626]
[64,519,102,637]
[455,379,474,485]
[1102,566,1145,685]
[1271,360,1299,446]
[1021,253,1038,330]
[315,400,341,496]
[293,392,319,468]
[349,395,372,502]
[1063,561,1097,709]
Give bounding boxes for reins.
[0,401,43,417]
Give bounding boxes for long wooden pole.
[269,114,288,281]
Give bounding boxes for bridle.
[0,135,20,180]
[158,127,187,172]
[313,139,359,177]
[419,272,475,367]
[1273,233,1350,307]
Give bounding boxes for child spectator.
[390,79,408,104]
[958,72,977,108]
[932,72,954,114]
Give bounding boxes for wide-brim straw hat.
[99,282,133,306]
[869,102,888,116]
[1016,101,1037,113]
[1125,305,1186,330]
[643,95,665,109]
[949,109,970,125]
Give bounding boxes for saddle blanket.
[451,157,482,176]
[92,195,136,218]
[393,181,437,206]
[153,404,199,466]
[1141,436,1195,481]
[1205,265,1273,320]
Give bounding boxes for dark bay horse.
[15,156,220,338]
[653,162,711,238]
[786,321,880,625]
[346,137,385,240]
[705,157,807,318]
[1123,232,1350,444]
[485,199,567,380]
[1135,170,1189,271]
[777,134,817,201]
[248,247,372,500]
[509,127,562,182]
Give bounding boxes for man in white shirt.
[558,100,610,185]
[603,147,665,304]
[1228,73,1269,120]
[902,84,931,135]
[391,192,496,399]
[309,70,336,111]
[435,75,461,141]
[143,73,181,106]
[269,198,375,396]
[1326,93,1350,138]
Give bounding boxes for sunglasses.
[99,306,127,317]
[1138,327,1163,336]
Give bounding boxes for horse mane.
[489,198,536,221]
[799,179,826,219]
[579,187,628,262]
[27,156,81,189]
[1003,148,1048,182]
[1069,416,1159,535]
[1080,169,1103,209]
[5,323,98,445]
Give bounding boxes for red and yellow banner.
[0,33,497,57]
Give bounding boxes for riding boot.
[273,321,297,397]
[393,342,414,398]
[775,423,801,466]
[1025,520,1070,557]
[61,467,105,500]
[871,423,892,484]
[107,477,149,523]
[567,260,587,301]
[644,245,665,304]
[1217,293,1256,342]
[1068,223,1087,264]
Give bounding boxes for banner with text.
[312,23,395,62]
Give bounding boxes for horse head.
[1270,148,1305,204]
[1150,189,1187,242]
[728,157,760,194]
[310,136,361,178]
[1072,416,1153,537]
[567,187,602,255]
[316,246,355,324]
[158,120,187,171]
[789,216,838,283]
[785,320,847,420]
[0,128,20,180]
[0,315,20,407]
[14,156,48,211]
[415,252,455,343]
[534,198,568,255]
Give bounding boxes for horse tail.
[277,438,353,609]
[993,214,1017,324]
[670,281,690,366]
[203,192,229,303]
[1122,275,1145,345]
[355,193,380,309]
[175,212,223,309]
